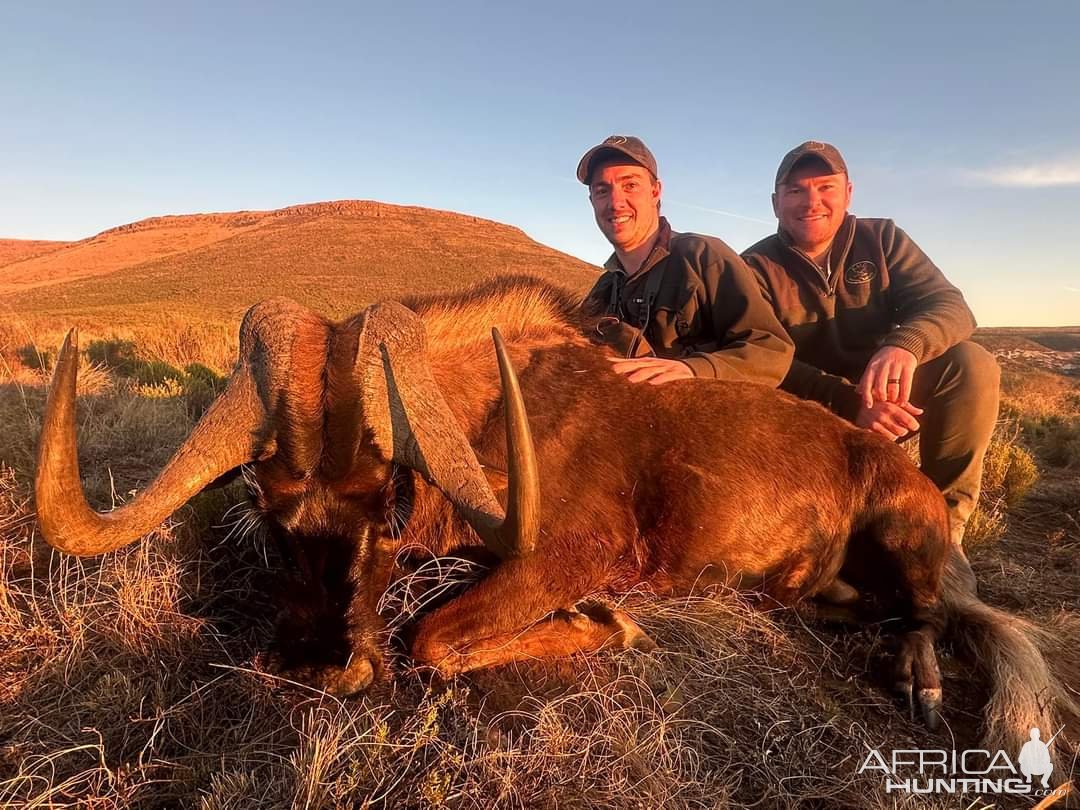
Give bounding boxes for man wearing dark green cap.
[743,141,1000,548]
[578,135,793,386]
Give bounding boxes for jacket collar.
[777,213,857,280]
[603,217,672,278]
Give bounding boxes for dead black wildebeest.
[35,276,1077,762]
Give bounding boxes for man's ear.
[771,191,780,218]
[653,178,662,207]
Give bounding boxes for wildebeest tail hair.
[943,549,1080,772]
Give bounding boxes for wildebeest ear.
[354,302,535,558]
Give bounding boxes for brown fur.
[232,276,1074,761]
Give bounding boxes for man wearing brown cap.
[578,135,793,386]
[742,141,1000,548]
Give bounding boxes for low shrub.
[14,345,51,371]
[182,363,228,419]
[1024,414,1080,468]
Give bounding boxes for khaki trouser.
[908,341,1001,547]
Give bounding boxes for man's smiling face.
[772,160,853,258]
[588,160,662,253]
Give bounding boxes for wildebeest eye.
[386,464,415,535]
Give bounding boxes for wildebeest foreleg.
[412,554,649,676]
[421,602,653,677]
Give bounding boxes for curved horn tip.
[488,324,540,558]
[52,328,81,387]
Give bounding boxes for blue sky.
[2,1,1078,326]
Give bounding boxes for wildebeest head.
[35,296,539,689]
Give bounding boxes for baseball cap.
[775,141,848,187]
[576,135,658,184]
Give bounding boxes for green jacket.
[584,218,793,386]
[742,215,976,419]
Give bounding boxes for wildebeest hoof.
[575,600,658,652]
[918,687,943,730]
[621,620,658,652]
[894,629,943,729]
[897,682,942,729]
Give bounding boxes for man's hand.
[857,346,918,407]
[855,399,923,441]
[607,356,694,385]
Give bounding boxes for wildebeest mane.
[401,275,590,357]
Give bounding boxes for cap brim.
[576,145,643,184]
[776,153,846,186]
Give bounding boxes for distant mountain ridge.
[0,200,599,327]
[92,200,523,239]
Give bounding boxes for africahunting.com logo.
[858,727,1067,798]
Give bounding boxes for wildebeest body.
[395,325,945,676]
[35,276,1077,765]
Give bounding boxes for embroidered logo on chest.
[845,260,878,285]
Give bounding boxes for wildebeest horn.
[35,328,265,556]
[355,302,539,558]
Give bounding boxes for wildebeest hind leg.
[870,493,949,730]
[411,554,639,677]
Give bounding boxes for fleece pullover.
[742,215,976,418]
[584,218,793,386]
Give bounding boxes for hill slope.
[0,239,71,267]
[0,201,599,325]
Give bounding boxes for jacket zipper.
[787,216,857,296]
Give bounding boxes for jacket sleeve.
[582,272,615,317]
[780,361,862,421]
[879,220,976,363]
[680,247,794,385]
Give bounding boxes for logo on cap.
[806,141,826,151]
[845,261,878,284]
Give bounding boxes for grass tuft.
[965,419,1040,547]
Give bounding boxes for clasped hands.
[855,346,921,441]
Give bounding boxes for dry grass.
[965,419,1041,547]
[0,465,990,809]
[1,333,1078,808]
